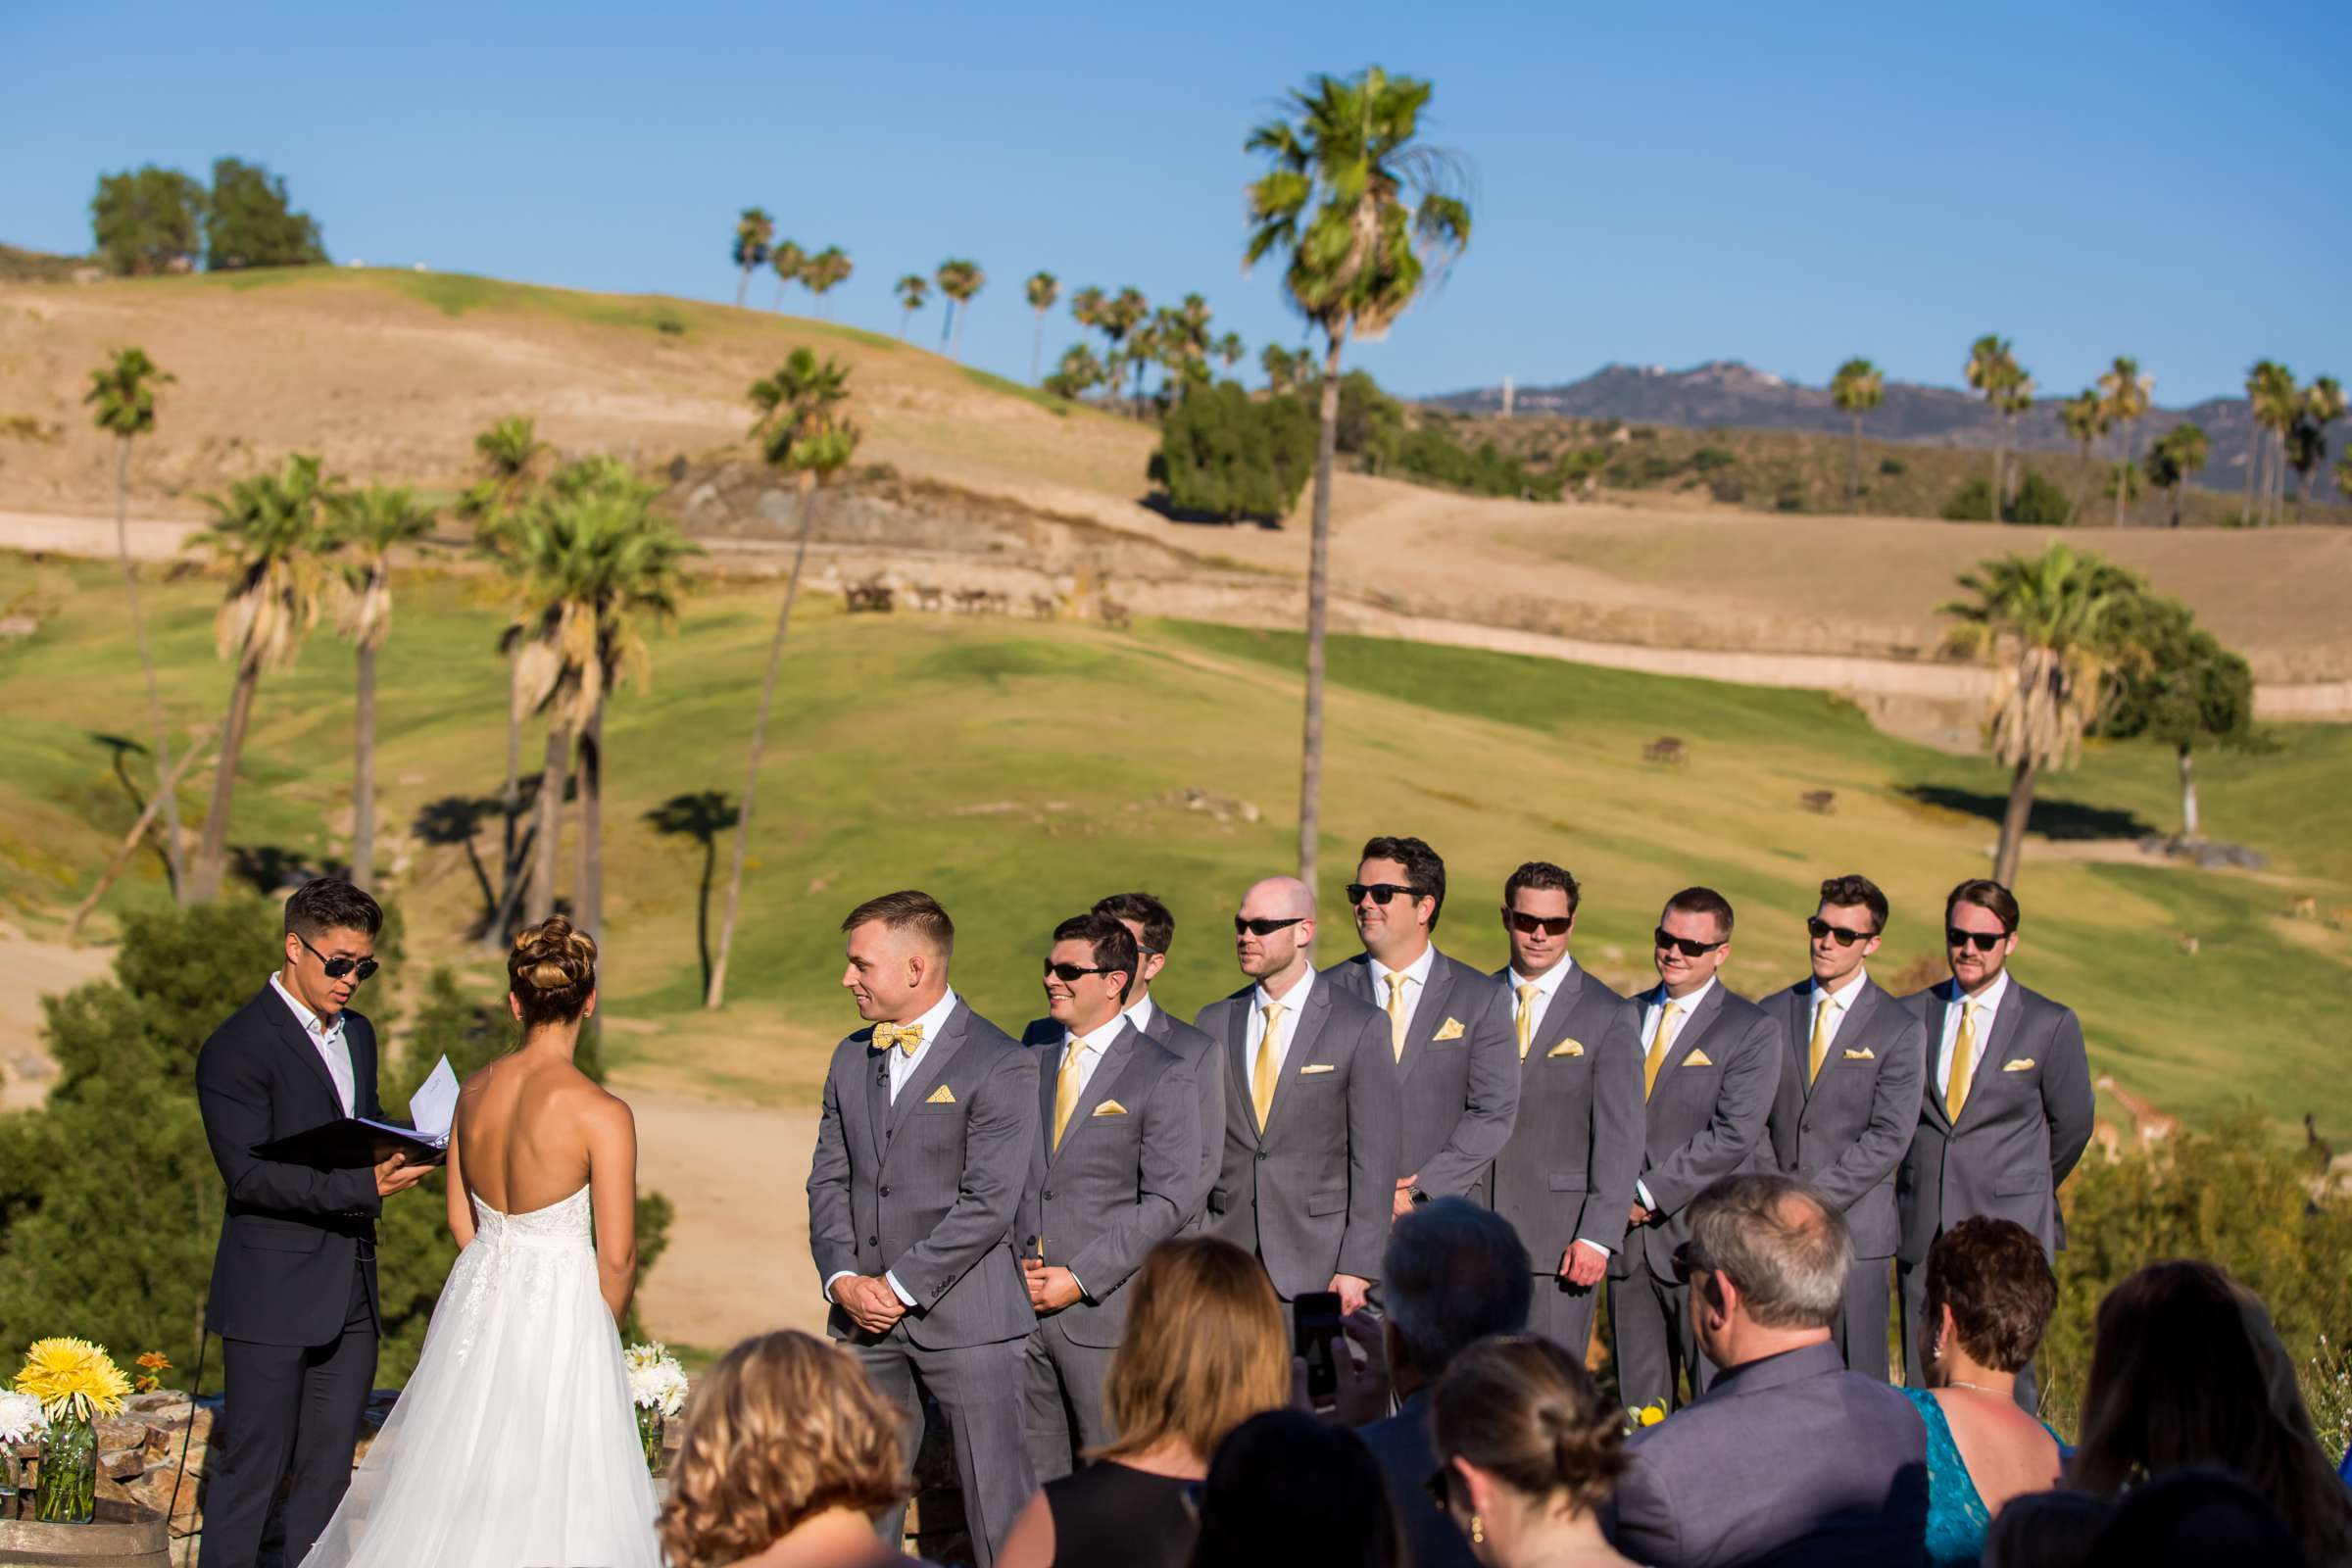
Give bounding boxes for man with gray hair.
[1357,1198,1533,1568]
[1609,1174,1929,1568]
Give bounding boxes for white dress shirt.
[1121,992,1159,1037]
[1247,966,1316,1085]
[1635,976,1719,1212]
[828,988,962,1309]
[1056,1013,1127,1104]
[1369,942,1438,1040]
[1800,966,1870,1057]
[270,972,356,1118]
[1934,971,2010,1098]
[1509,957,1611,1259]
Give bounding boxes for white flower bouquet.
[623,1343,688,1475]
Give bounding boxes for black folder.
[254,1117,449,1170]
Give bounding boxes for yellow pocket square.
[1298,1062,1336,1075]
[1682,1050,1713,1068]
[1092,1100,1128,1117]
[924,1085,956,1104]
[1546,1039,1586,1058]
[2002,1057,2036,1072]
[1432,1017,1466,1042]
[1842,1047,1875,1060]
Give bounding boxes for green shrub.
[1149,381,1317,522]
[1394,427,1560,499]
[2010,469,2074,525]
[1691,447,1737,472]
[1880,457,1909,476]
[1942,478,1998,522]
[1335,371,1403,469]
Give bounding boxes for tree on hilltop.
[1966,335,2026,513]
[2058,389,2109,524]
[2290,375,2344,514]
[329,487,438,894]
[1261,342,1305,393]
[2093,590,2251,840]
[1026,270,1060,384]
[89,167,206,275]
[1244,63,1471,894]
[895,272,930,337]
[803,247,854,317]
[935,259,985,357]
[2097,355,2152,526]
[203,157,325,270]
[1043,342,1106,401]
[732,208,775,308]
[1830,357,1883,512]
[770,240,808,311]
[2142,421,2208,530]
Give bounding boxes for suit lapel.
[1048,1025,1141,1167]
[1262,981,1332,1135]
[1534,965,1585,1060]
[1223,998,1258,1141]
[1399,955,1456,1079]
[858,1034,893,1155]
[262,987,347,1117]
[1803,980,1883,1100]
[1667,984,1726,1074]
[1955,987,2025,1128]
[890,1003,972,1136]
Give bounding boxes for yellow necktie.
[1807,996,1835,1085]
[1052,1042,1086,1151]
[1515,983,1541,1059]
[1642,1001,1682,1100]
[1945,1000,1980,1120]
[1251,1003,1286,1128]
[1385,973,1409,1061]
[874,1021,925,1056]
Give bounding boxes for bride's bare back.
[456,1052,611,1215]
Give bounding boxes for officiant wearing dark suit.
[194,878,429,1568]
[808,890,1041,1568]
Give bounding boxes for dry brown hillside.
[4,268,2348,680]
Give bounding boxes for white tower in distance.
[1502,374,1515,418]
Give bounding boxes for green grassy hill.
[3,551,2347,1135]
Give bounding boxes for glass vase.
[34,1409,96,1525]
[636,1406,663,1476]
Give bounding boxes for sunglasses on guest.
[298,932,379,982]
[1945,928,2009,953]
[1654,928,1727,958]
[1233,914,1306,937]
[1504,909,1573,937]
[1347,883,1424,906]
[1042,959,1117,983]
[1807,916,1879,947]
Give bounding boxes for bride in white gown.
[302,917,661,1568]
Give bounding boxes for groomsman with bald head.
[1198,875,1402,1318]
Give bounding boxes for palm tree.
[2240,361,2276,524]
[187,455,335,902]
[1215,331,1246,371]
[2338,452,2352,510]
[770,240,808,311]
[2059,389,2109,523]
[2251,361,2297,524]
[1042,342,1106,401]
[894,272,929,338]
[2142,421,2208,529]
[1245,65,1471,895]
[708,350,859,1009]
[1025,270,1059,384]
[2293,375,2344,511]
[802,247,853,317]
[2097,356,2152,527]
[731,208,774,308]
[1261,342,1303,393]
[1942,544,2139,886]
[1965,335,2021,511]
[504,469,694,931]
[84,347,186,901]
[1995,375,2035,516]
[1102,287,1148,399]
[461,416,550,919]
[1830,358,1884,512]
[329,487,436,892]
[935,260,985,357]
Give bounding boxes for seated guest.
[658,1330,925,1568]
[1187,1409,1402,1568]
[1982,1491,2111,1568]
[2069,1261,2352,1568]
[1432,1335,1633,1567]
[1608,1174,1929,1568]
[2082,1469,2306,1568]
[1905,1217,2065,1563]
[998,1238,1290,1568]
[1357,1198,1534,1568]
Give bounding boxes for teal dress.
[1900,1386,2062,1565]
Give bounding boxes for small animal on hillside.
[952,587,989,613]
[1643,736,1688,765]
[1798,789,1837,814]
[843,575,895,613]
[1029,594,1058,621]
[1100,597,1133,632]
[912,584,946,612]
[981,590,1011,615]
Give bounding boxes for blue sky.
[9,1,2343,405]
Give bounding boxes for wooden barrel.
[0,1500,169,1568]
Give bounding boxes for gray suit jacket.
[1608,982,1784,1283]
[1360,1389,1478,1568]
[1895,979,2094,1262]
[807,999,1039,1350]
[1134,997,1225,1227]
[1016,1019,1200,1348]
[1762,976,1927,1261]
[1198,974,1403,1297]
[1487,962,1646,1264]
[1329,949,1520,1200]
[1610,1340,1929,1568]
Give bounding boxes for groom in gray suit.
[1200,875,1402,1318]
[808,890,1039,1566]
[1017,912,1200,1480]
[1762,874,1925,1382]
[1897,878,2094,1413]
[1094,891,1225,1228]
[1329,835,1519,1211]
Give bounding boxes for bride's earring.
[1470,1514,1485,1545]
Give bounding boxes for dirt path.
[0,924,114,1108]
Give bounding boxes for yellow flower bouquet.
[14,1338,130,1525]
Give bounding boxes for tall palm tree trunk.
[941,301,956,350]
[2113,425,2131,528]
[735,266,751,309]
[1847,416,1861,511]
[114,437,185,902]
[1993,754,2038,888]
[1989,441,2003,523]
[351,633,377,891]
[193,658,263,902]
[2178,745,2200,839]
[526,716,572,925]
[490,657,524,947]
[2243,420,2261,524]
[1296,329,1348,904]
[1032,315,1045,385]
[707,472,820,1009]
[576,702,604,938]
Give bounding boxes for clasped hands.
[832,1274,908,1334]
[1021,1257,1083,1313]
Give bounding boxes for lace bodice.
[469,1183,593,1244]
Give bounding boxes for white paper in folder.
[408,1056,461,1143]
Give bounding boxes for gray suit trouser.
[1898,1257,2039,1414]
[850,1329,1035,1567]
[1021,1313,1114,1483]
[1609,1268,1715,1413]
[1529,1273,1602,1364]
[1836,1256,1894,1384]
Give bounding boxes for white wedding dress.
[300,1185,662,1568]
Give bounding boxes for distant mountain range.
[1426,361,2342,502]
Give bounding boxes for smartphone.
[1294,1290,1344,1401]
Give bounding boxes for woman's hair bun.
[508,916,597,1027]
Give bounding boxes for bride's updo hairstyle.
[1431,1334,1626,1521]
[658,1331,906,1567]
[508,916,597,1029]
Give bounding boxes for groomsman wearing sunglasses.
[1330,836,1519,1213]
[1760,875,1926,1382]
[1017,913,1200,1480]
[1199,875,1402,1319]
[1485,861,1644,1357]
[1607,886,1784,1413]
[1896,878,2093,1413]
[1093,891,1226,1230]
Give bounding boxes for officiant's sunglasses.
[1945,928,2009,952]
[297,932,378,982]
[1504,909,1573,937]
[1654,929,1728,958]
[1234,914,1306,937]
[1807,917,1879,947]
[1042,959,1118,983]
[1346,882,1424,906]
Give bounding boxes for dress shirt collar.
[1066,1012,1127,1054]
[1652,975,1717,1014]
[894,987,960,1048]
[1509,955,1576,1001]
[1807,966,1869,1007]
[1253,965,1314,1016]
[1122,992,1158,1034]
[1950,970,2010,1016]
[1370,942,1437,992]
[270,972,343,1041]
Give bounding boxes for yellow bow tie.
[874,1022,926,1056]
